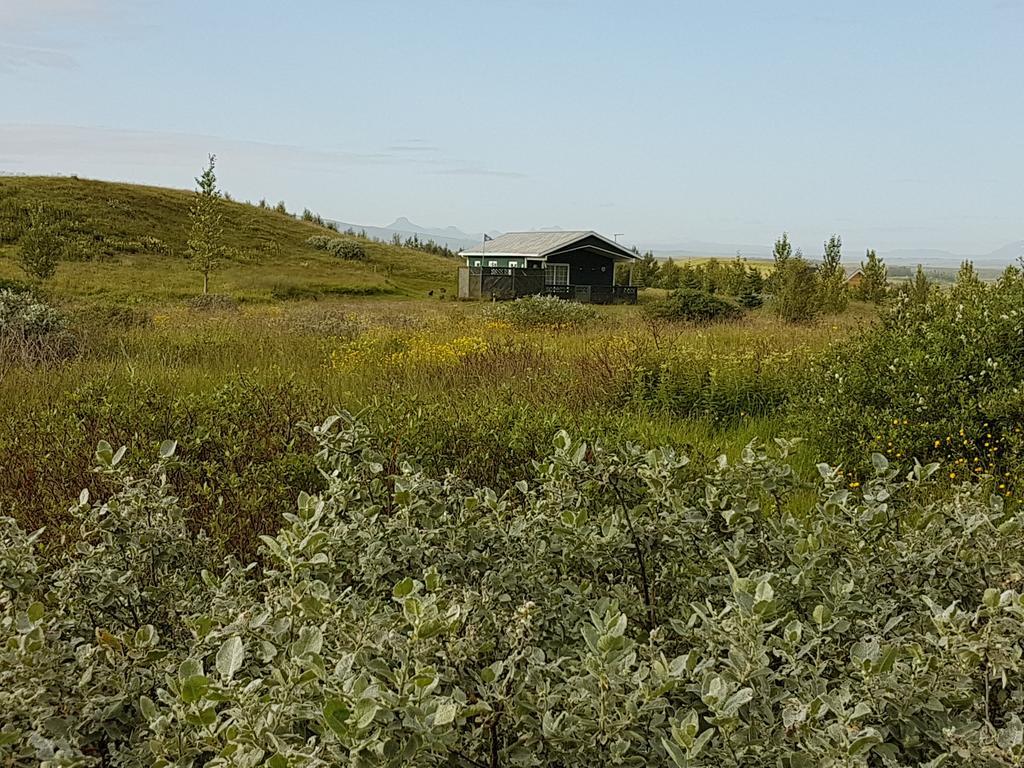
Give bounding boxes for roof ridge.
[500,229,590,234]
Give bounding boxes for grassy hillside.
[0,176,458,304]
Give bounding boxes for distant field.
[668,256,776,274]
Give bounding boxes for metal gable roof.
[461,231,638,260]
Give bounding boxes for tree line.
[617,233,894,322]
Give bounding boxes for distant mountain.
[327,216,499,252]
[880,241,1024,267]
[881,248,965,266]
[983,241,1024,264]
[325,216,1024,268]
[639,240,774,259]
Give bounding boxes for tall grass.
[0,298,870,554]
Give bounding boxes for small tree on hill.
[679,263,701,290]
[745,265,765,295]
[658,258,681,289]
[952,260,984,297]
[900,264,932,306]
[817,234,848,313]
[856,249,888,303]
[770,252,819,322]
[17,205,61,283]
[723,252,748,295]
[773,232,793,267]
[186,154,226,295]
[702,259,725,294]
[737,265,766,308]
[766,232,794,294]
[631,251,660,288]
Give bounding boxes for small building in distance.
[458,230,639,303]
[845,269,864,290]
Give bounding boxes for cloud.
[0,123,527,183]
[0,0,139,72]
[429,167,528,179]
[0,124,414,171]
[386,139,440,153]
[0,43,77,71]
[0,0,108,26]
[387,144,440,153]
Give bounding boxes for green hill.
[0,176,458,304]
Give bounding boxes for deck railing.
[459,267,637,304]
[546,284,637,305]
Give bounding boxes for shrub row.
[483,295,598,329]
[306,235,367,260]
[2,419,1022,765]
[643,288,743,324]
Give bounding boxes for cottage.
[458,230,639,303]
[845,269,864,290]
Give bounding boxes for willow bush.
[642,289,742,324]
[797,267,1024,488]
[483,295,598,329]
[0,289,77,373]
[2,416,1023,766]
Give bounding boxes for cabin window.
[508,261,519,268]
[488,260,498,267]
[546,263,570,285]
[473,260,481,266]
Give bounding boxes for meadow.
[2,177,1023,767]
[1,293,870,555]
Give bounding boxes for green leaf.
[871,452,889,473]
[323,699,350,739]
[424,568,440,592]
[754,579,774,605]
[721,687,753,716]
[178,658,203,681]
[95,440,113,465]
[158,439,177,459]
[393,577,415,600]
[552,430,571,452]
[434,700,459,726]
[216,636,244,682]
[27,601,44,623]
[291,626,323,659]
[139,696,157,721]
[691,728,714,757]
[354,700,378,730]
[0,731,21,747]
[848,730,882,755]
[180,675,209,704]
[984,587,1000,609]
[662,737,688,768]
[608,612,628,638]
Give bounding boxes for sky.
[1,0,1022,257]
